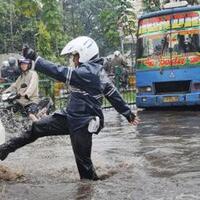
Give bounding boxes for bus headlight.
[142,97,147,102]
[146,86,152,92]
[137,86,152,93]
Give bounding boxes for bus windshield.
[138,32,200,57]
[137,10,200,69]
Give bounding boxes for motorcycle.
[0,92,53,135]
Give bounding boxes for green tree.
[0,0,11,53]
[61,0,84,38]
[40,0,66,58]
[0,0,138,58]
[0,0,67,61]
[61,0,136,55]
[14,0,41,50]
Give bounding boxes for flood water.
[1,107,200,200]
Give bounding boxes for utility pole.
[118,26,125,55]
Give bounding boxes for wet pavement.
[1,107,200,200]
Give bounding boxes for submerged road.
[1,107,200,200]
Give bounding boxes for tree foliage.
[40,0,65,57]
[61,0,132,54]
[0,0,139,58]
[1,0,200,59]
[0,0,11,52]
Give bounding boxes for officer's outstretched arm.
[23,46,72,83]
[104,85,139,125]
[34,57,72,83]
[101,69,137,124]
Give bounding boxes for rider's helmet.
[8,57,16,67]
[2,60,9,68]
[114,50,121,57]
[18,58,32,71]
[60,36,99,63]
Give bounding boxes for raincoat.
[34,56,133,134]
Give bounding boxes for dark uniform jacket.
[35,57,132,134]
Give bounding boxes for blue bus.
[135,3,200,108]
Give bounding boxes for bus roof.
[139,5,200,21]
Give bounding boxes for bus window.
[137,32,200,59]
[154,35,169,56]
[176,33,200,53]
[137,34,170,58]
[137,38,144,58]
[137,37,154,58]
[137,10,200,60]
[191,34,200,52]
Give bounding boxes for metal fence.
[53,89,136,109]
[102,88,136,108]
[0,78,136,110]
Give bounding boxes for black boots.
[78,165,99,181]
[0,131,36,161]
[0,143,11,161]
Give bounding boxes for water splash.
[0,109,31,138]
[0,119,5,145]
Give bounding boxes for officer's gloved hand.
[126,112,135,122]
[126,112,140,126]
[22,45,37,61]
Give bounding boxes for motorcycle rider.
[0,61,9,84]
[1,57,20,82]
[2,58,40,121]
[0,36,139,180]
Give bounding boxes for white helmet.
[2,60,9,67]
[114,50,121,57]
[61,36,99,63]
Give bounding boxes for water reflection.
[136,110,200,179]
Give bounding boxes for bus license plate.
[163,96,179,103]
